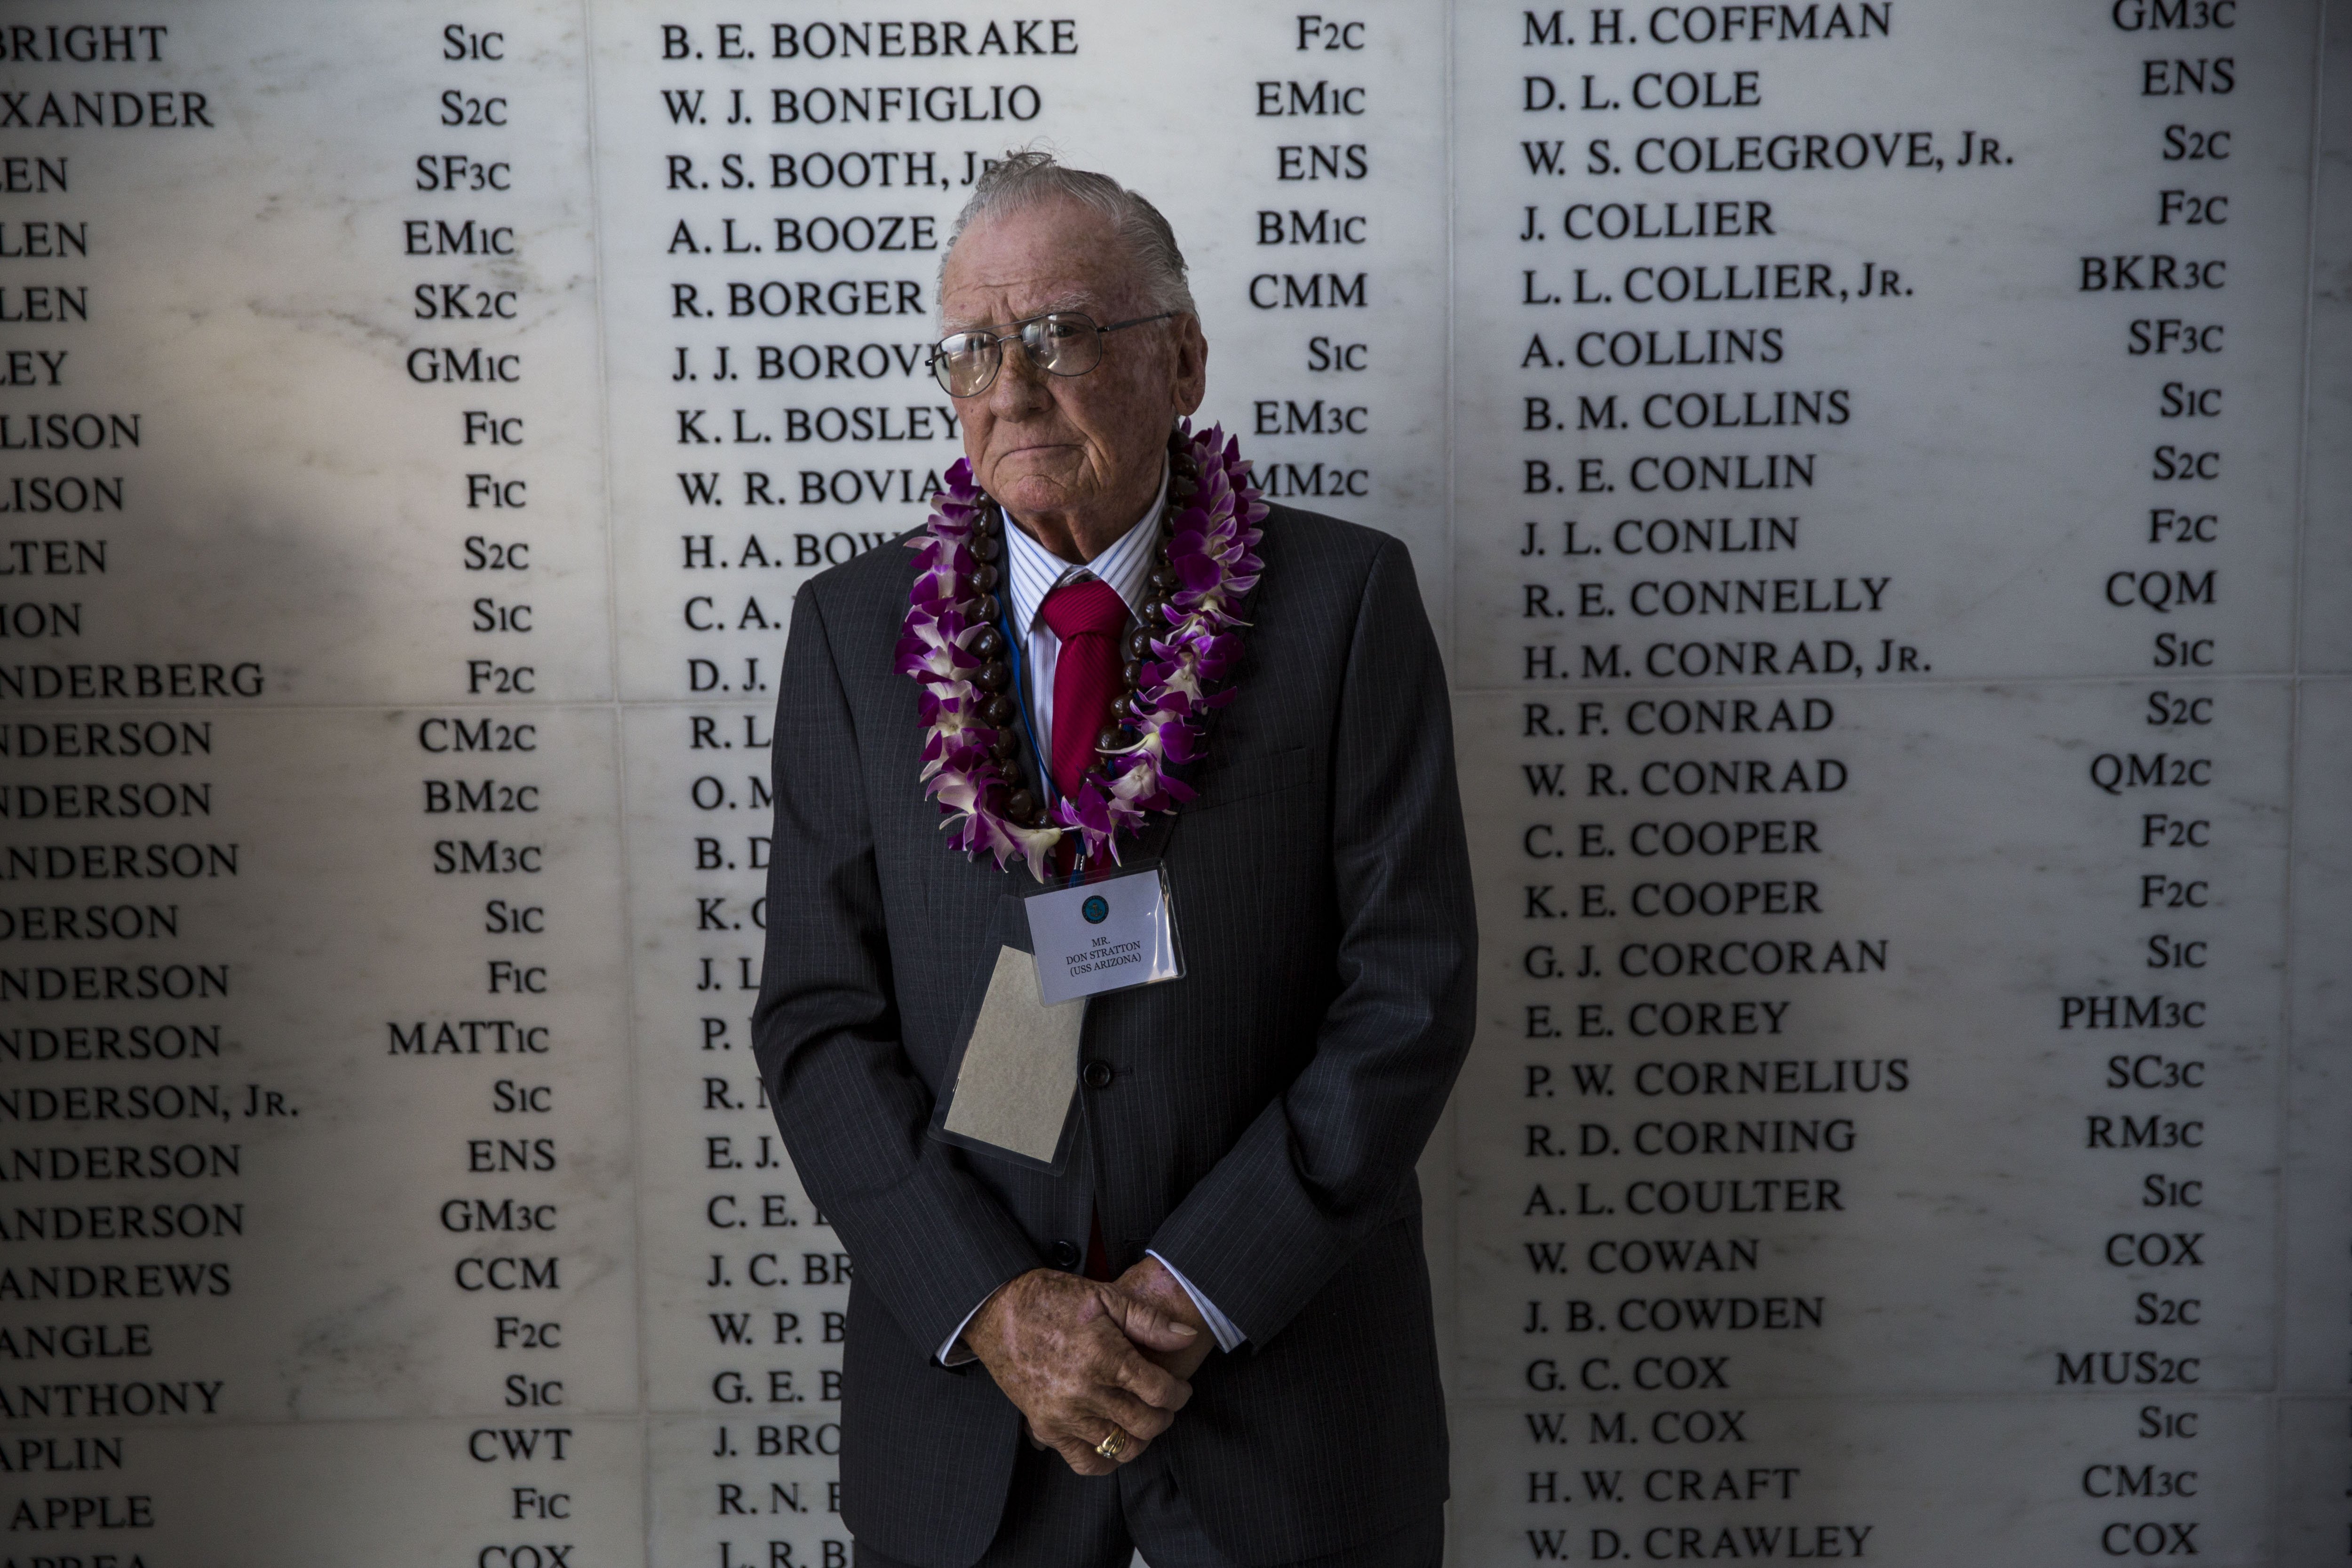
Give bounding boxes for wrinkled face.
[938,198,1206,554]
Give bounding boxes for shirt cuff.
[937,1284,1005,1367]
[1148,1250,1246,1353]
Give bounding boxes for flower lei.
[895,419,1267,880]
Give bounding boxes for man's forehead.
[939,204,1139,327]
[939,279,1104,332]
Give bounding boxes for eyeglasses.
[928,310,1179,398]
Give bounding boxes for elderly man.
[753,152,1474,1568]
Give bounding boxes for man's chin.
[989,470,1088,513]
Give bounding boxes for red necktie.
[1037,578,1131,804]
[1035,577,1129,1280]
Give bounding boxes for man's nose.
[985,337,1054,416]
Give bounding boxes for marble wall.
[0,1,2344,1561]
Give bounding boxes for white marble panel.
[647,1412,851,1568]
[588,0,1453,705]
[0,1,2343,1562]
[2273,24,2352,1547]
[2281,680,2352,1380]
[0,1417,642,1562]
[1449,0,2319,691]
[1451,1395,2271,1564]
[2300,4,2352,672]
[0,0,616,706]
[620,700,849,1418]
[2,707,638,1418]
[1453,679,2288,1400]
[2276,1396,2352,1565]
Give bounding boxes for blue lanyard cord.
[997,607,1091,883]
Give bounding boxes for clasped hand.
[961,1258,1215,1476]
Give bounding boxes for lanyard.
[999,595,1198,885]
[997,604,1092,883]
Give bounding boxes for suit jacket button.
[1081,1059,1114,1090]
[1051,1240,1083,1270]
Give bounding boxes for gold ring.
[1095,1430,1128,1460]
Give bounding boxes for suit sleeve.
[1146,537,1478,1348]
[752,582,1042,1362]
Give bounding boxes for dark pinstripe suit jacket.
[752,503,1476,1567]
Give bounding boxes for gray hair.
[940,150,1197,319]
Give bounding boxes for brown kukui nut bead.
[1121,660,1143,690]
[970,624,1004,659]
[1005,789,1037,821]
[976,660,1010,692]
[983,693,1016,726]
[977,593,1002,621]
[969,534,1001,563]
[971,564,1001,594]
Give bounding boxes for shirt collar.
[1001,462,1168,638]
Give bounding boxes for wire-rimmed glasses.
[927,310,1179,398]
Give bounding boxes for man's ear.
[1168,314,1208,418]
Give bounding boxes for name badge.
[1023,860,1184,1006]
